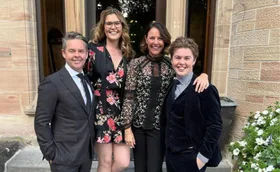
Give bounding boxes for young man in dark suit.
[34,31,96,172]
[161,37,223,172]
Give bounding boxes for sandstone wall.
[227,0,280,139]
[0,0,38,140]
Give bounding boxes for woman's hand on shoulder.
[193,73,209,93]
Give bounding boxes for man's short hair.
[169,37,199,60]
[62,31,88,50]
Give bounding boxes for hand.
[193,73,209,93]
[196,158,206,170]
[125,128,136,148]
[49,160,53,164]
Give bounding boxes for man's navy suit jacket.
[161,75,223,167]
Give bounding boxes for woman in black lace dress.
[84,7,134,172]
[121,22,209,172]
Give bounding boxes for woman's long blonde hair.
[91,7,135,60]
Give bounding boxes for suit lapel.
[59,67,89,115]
[173,75,196,103]
[171,76,197,122]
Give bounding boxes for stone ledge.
[5,146,232,172]
[0,140,25,172]
[24,94,37,116]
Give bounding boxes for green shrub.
[229,102,280,172]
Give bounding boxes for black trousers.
[50,158,92,172]
[165,148,207,172]
[133,127,164,172]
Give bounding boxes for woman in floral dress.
[84,7,134,172]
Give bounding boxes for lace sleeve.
[120,58,139,129]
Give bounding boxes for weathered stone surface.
[269,29,280,45]
[231,114,248,138]
[216,0,234,25]
[261,62,280,81]
[247,82,280,95]
[228,69,239,79]
[0,94,21,116]
[211,71,227,96]
[244,46,280,61]
[233,0,279,14]
[256,6,280,29]
[229,47,244,69]
[212,48,229,71]
[246,94,264,103]
[238,70,260,80]
[0,69,38,92]
[0,21,27,29]
[237,20,255,32]
[232,10,256,23]
[243,61,261,70]
[11,45,37,59]
[228,79,247,100]
[263,96,280,108]
[9,0,32,21]
[12,58,37,69]
[214,25,231,48]
[0,59,13,68]
[231,30,269,47]
[234,100,264,116]
[231,23,237,37]
[0,0,9,20]
[24,0,36,22]
[0,47,11,58]
[0,115,36,138]
[0,26,35,45]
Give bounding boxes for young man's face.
[62,39,88,73]
[171,48,196,78]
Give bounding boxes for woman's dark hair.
[140,21,171,55]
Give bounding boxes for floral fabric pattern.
[84,42,125,144]
[121,55,174,130]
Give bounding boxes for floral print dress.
[84,42,127,144]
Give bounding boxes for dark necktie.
[77,73,91,111]
[171,79,180,101]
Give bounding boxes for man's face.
[62,39,88,72]
[171,48,196,78]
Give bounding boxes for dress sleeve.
[84,43,97,83]
[120,58,139,129]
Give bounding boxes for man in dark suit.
[34,31,95,172]
[161,37,223,172]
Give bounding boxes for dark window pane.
[187,0,208,75]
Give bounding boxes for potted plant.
[229,102,280,172]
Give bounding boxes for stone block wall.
[0,0,38,140]
[211,0,234,96]
[227,0,280,139]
